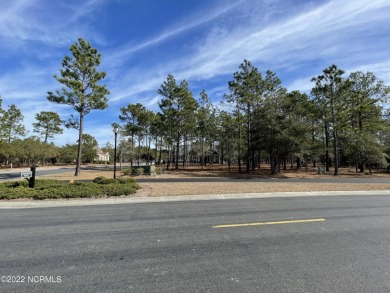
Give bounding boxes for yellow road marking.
[212,218,326,228]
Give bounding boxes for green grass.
[0,177,140,200]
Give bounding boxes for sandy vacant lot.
[37,165,390,197]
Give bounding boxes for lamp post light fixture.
[114,127,118,179]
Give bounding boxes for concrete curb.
[0,190,389,209]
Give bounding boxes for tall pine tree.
[48,38,109,176]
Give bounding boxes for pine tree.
[0,104,26,143]
[48,38,109,176]
[33,111,63,143]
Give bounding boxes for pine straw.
[38,165,390,197]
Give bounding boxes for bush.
[117,177,137,185]
[92,176,118,185]
[134,167,144,176]
[0,178,140,200]
[123,167,132,175]
[155,167,164,175]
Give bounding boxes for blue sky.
[1,0,390,147]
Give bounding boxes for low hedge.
[0,177,140,200]
[122,166,156,176]
[92,176,137,185]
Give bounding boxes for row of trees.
[0,99,64,144]
[222,62,390,175]
[115,75,219,170]
[1,38,389,176]
[115,61,390,175]
[0,135,112,168]
[1,38,110,176]
[0,96,71,167]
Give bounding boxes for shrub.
[0,178,140,200]
[134,167,144,176]
[117,177,137,184]
[123,167,132,175]
[92,176,106,184]
[92,176,118,185]
[155,167,164,175]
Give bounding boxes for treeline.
[0,135,113,168]
[0,96,111,167]
[115,61,390,175]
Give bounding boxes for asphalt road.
[0,166,108,181]
[1,193,390,292]
[0,168,70,181]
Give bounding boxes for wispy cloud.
[0,0,106,47]
[105,0,245,66]
[107,0,390,107]
[0,0,38,43]
[182,0,390,78]
[62,0,107,25]
[1,0,389,146]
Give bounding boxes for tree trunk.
[246,112,250,173]
[238,125,242,173]
[221,144,224,166]
[154,135,158,164]
[251,149,256,171]
[44,128,49,144]
[120,143,122,170]
[175,133,180,170]
[227,143,231,171]
[130,133,134,168]
[8,128,12,144]
[166,144,171,170]
[333,129,339,176]
[182,135,187,168]
[147,137,151,165]
[158,137,162,165]
[325,123,330,172]
[331,93,339,176]
[201,137,204,170]
[270,155,277,175]
[137,137,141,165]
[75,114,83,176]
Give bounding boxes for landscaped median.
[0,176,140,200]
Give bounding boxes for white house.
[95,147,110,162]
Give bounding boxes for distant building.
[177,141,221,164]
[95,147,110,162]
[184,149,220,164]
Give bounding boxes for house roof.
[94,146,109,156]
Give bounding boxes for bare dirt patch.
[158,165,390,179]
[138,182,390,197]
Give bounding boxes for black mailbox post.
[29,166,36,188]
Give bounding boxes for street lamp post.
[114,127,118,179]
